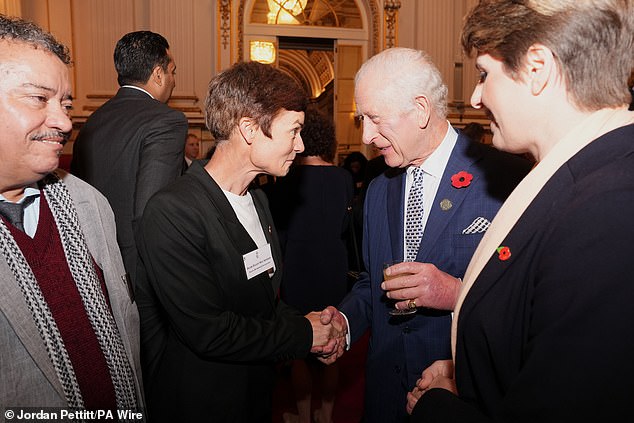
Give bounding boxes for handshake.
[305,306,348,364]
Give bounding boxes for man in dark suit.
[71,30,187,285]
[183,133,201,167]
[331,48,531,423]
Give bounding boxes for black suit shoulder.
[82,88,186,125]
[71,88,187,175]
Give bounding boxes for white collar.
[407,123,457,177]
[121,85,154,99]
[0,185,40,203]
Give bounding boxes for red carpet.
[273,331,369,423]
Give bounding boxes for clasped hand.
[406,359,456,414]
[306,306,347,364]
[381,261,461,311]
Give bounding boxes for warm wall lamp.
[250,41,276,64]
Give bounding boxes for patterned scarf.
[0,173,138,413]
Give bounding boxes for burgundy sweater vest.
[7,196,117,411]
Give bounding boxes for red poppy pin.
[451,171,473,189]
[497,246,511,261]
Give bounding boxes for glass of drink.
[383,261,417,316]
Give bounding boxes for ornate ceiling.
[250,0,362,28]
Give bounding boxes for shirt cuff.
[341,312,351,351]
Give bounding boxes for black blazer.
[412,124,634,422]
[71,87,187,284]
[136,162,312,422]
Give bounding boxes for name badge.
[243,243,274,280]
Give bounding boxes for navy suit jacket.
[339,132,531,423]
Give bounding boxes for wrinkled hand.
[406,359,456,415]
[317,306,348,364]
[382,262,461,311]
[305,306,347,364]
[306,311,332,352]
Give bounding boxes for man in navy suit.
[333,48,531,423]
[71,31,187,286]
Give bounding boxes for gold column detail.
[219,0,231,50]
[383,0,401,49]
[238,1,245,60]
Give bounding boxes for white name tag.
[243,243,274,280]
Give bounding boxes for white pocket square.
[462,217,491,234]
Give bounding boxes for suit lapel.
[192,165,278,303]
[458,201,541,322]
[417,135,480,261]
[460,163,572,315]
[387,170,406,262]
[195,166,258,258]
[0,257,66,399]
[463,124,634,314]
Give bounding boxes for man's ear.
[414,95,432,129]
[151,65,164,87]
[238,117,257,145]
[525,43,555,96]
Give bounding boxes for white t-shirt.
[222,189,275,275]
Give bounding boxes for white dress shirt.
[0,186,41,238]
[402,124,457,255]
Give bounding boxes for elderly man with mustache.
[0,15,144,415]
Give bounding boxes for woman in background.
[269,108,354,423]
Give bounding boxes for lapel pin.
[497,246,511,261]
[451,171,473,189]
[440,199,452,211]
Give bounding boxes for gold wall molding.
[219,0,231,49]
[383,0,400,49]
[369,0,379,55]
[238,0,245,61]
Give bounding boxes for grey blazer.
[0,170,144,414]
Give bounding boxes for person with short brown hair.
[136,61,346,422]
[408,1,634,420]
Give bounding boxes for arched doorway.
[239,0,380,160]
